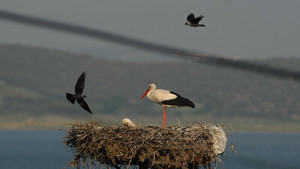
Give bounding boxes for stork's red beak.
[140,89,150,100]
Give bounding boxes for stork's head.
[140,83,156,100]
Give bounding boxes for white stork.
[140,84,195,128]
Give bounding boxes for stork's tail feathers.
[185,98,195,108]
[66,93,76,104]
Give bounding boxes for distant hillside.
[1,43,300,121]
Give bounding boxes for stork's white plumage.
[140,84,195,129]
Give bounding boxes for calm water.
[0,130,299,169]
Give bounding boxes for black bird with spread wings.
[185,13,205,27]
[66,72,92,114]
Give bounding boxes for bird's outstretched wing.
[75,72,86,94]
[66,93,76,104]
[187,13,195,22]
[194,15,204,24]
[77,98,92,114]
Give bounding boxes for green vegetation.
[0,81,42,98]
[0,43,300,130]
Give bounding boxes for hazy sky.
[1,0,300,60]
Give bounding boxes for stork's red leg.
[162,107,167,129]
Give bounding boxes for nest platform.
[64,121,227,169]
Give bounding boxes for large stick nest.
[64,121,226,169]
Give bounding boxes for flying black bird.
[185,13,205,27]
[66,72,92,114]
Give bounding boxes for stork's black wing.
[161,91,196,108]
[193,15,204,24]
[77,98,92,114]
[187,13,195,22]
[75,72,86,94]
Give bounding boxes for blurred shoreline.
[1,114,300,133]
